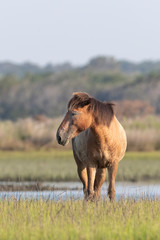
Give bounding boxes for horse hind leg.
[107,160,119,201]
[94,168,107,200]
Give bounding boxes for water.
[0,182,160,200]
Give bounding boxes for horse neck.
[90,121,111,149]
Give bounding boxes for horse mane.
[68,92,115,127]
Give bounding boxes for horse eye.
[71,111,80,116]
[71,112,77,116]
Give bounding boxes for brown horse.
[56,92,127,201]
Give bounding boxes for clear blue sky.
[0,0,160,65]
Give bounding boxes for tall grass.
[0,199,160,240]
[0,115,160,151]
[0,117,60,150]
[123,115,160,151]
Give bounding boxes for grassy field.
[0,199,160,240]
[0,151,160,182]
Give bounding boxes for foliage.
[115,100,155,118]
[1,57,160,119]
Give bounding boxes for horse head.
[56,92,92,146]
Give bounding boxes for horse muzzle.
[56,129,70,146]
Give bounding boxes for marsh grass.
[0,117,60,150]
[123,116,160,151]
[0,199,160,240]
[0,150,76,181]
[0,151,160,182]
[0,115,160,151]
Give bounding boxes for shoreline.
[0,181,160,192]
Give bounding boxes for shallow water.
[0,182,160,200]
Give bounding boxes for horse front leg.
[87,166,96,201]
[77,165,88,199]
[94,168,107,200]
[72,147,88,199]
[107,160,118,201]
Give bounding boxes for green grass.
[0,199,160,240]
[0,150,76,181]
[118,152,160,181]
[0,151,160,182]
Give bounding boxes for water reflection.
[0,182,160,200]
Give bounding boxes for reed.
[0,115,160,151]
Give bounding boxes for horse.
[56,92,127,201]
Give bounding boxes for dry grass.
[123,116,160,151]
[126,129,160,151]
[0,117,60,150]
[0,115,160,151]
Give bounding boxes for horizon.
[1,55,160,67]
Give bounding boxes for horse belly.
[116,121,127,161]
[106,119,127,163]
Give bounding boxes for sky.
[0,0,160,66]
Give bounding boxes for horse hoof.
[86,194,95,202]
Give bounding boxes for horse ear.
[72,92,91,108]
[68,92,92,110]
[81,98,91,107]
[72,92,91,99]
[77,97,91,108]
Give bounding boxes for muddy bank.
[0,182,82,191]
[0,181,160,194]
